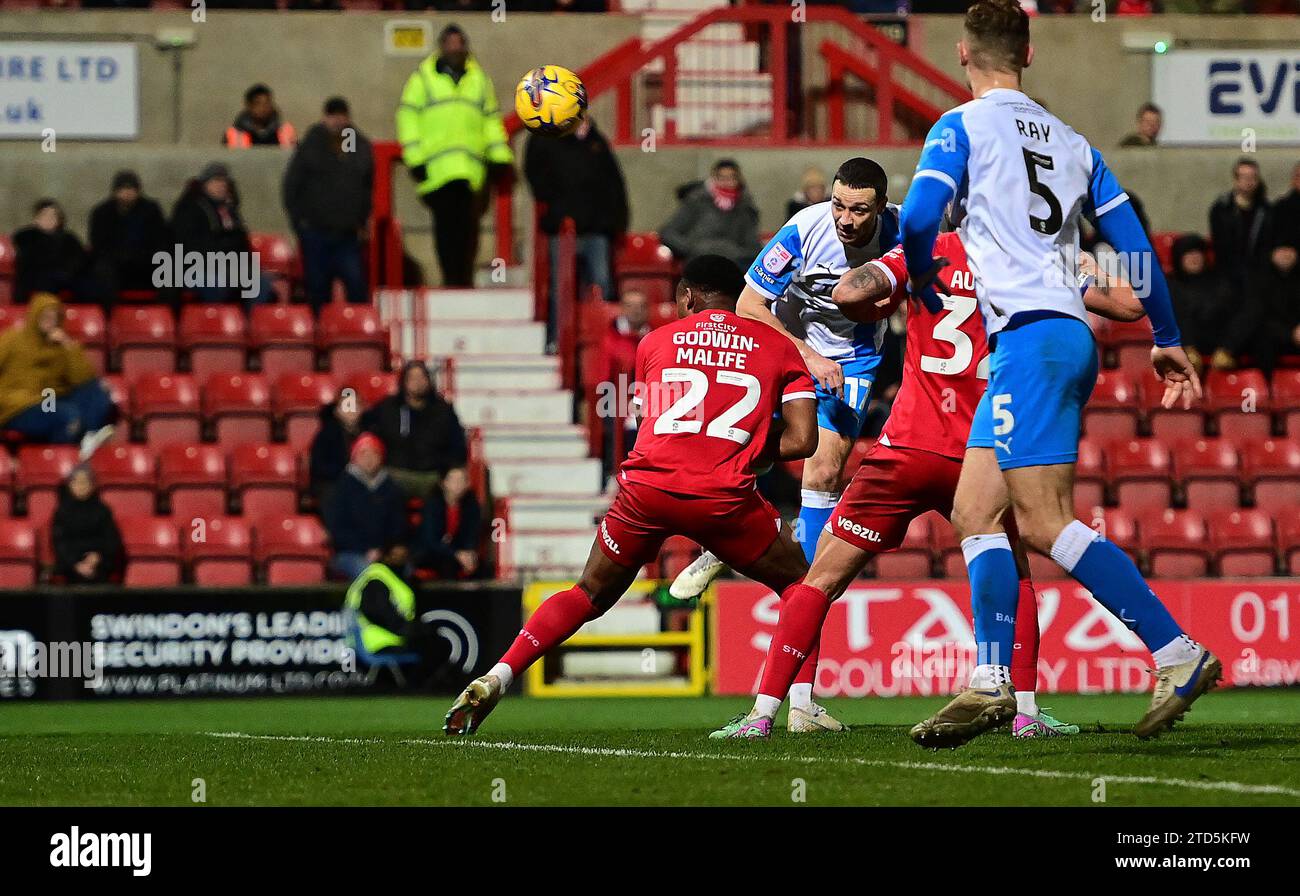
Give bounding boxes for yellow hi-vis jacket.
[345,562,416,654]
[395,55,513,195]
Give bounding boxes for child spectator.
[51,464,124,585]
[414,466,483,579]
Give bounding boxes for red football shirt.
[871,232,989,459]
[619,309,815,497]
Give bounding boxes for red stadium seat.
[183,515,254,586]
[1074,506,1140,559]
[1279,516,1300,576]
[274,372,338,450]
[256,515,329,584]
[0,451,13,518]
[110,306,176,376]
[1139,508,1209,578]
[1140,380,1205,440]
[347,371,398,409]
[0,305,24,331]
[874,512,936,579]
[230,443,299,519]
[317,304,386,379]
[250,232,298,280]
[158,443,228,520]
[1083,370,1141,440]
[1073,437,1107,508]
[179,305,248,378]
[1204,369,1272,439]
[0,519,38,587]
[1241,437,1300,512]
[16,445,79,529]
[131,372,202,446]
[616,232,676,275]
[119,516,182,587]
[63,304,107,374]
[1107,438,1173,511]
[1207,508,1276,577]
[1150,231,1179,274]
[90,444,157,518]
[657,535,699,581]
[250,304,315,378]
[203,372,273,446]
[1270,369,1300,436]
[1173,437,1241,511]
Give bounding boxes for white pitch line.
[203,731,1300,799]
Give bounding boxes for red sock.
[499,585,601,677]
[1011,577,1039,694]
[759,583,832,700]
[793,633,821,687]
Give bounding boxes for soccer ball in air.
[515,65,588,137]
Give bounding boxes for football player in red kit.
[445,255,819,737]
[711,232,1145,739]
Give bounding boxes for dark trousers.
[421,179,478,287]
[300,229,366,312]
[6,380,114,443]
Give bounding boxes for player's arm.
[1079,251,1145,322]
[774,348,818,460]
[900,110,969,311]
[744,227,844,396]
[833,246,908,324]
[1087,148,1201,409]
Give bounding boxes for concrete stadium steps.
[506,529,596,570]
[377,287,533,322]
[479,423,590,461]
[489,457,603,496]
[421,321,547,357]
[505,495,612,533]
[452,355,561,392]
[455,389,571,426]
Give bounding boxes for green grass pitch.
[2,690,1297,806]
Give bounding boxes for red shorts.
[598,479,782,571]
[828,441,962,553]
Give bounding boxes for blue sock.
[962,534,1019,671]
[1051,520,1183,652]
[797,490,838,564]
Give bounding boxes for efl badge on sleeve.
[762,243,794,275]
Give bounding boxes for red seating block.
[180,304,248,378]
[1140,509,1209,578]
[119,516,182,586]
[1279,516,1300,576]
[250,232,298,280]
[1141,381,1205,440]
[346,371,398,409]
[0,519,38,587]
[1271,369,1300,436]
[250,304,315,378]
[132,372,202,446]
[203,372,273,446]
[616,232,676,275]
[0,451,13,517]
[874,512,936,579]
[274,373,338,450]
[230,443,298,518]
[1241,437,1300,512]
[256,515,329,584]
[1207,508,1275,577]
[184,515,254,586]
[63,304,107,374]
[1107,437,1173,511]
[1073,437,1106,508]
[317,304,386,379]
[110,306,176,376]
[1173,436,1241,510]
[16,445,79,529]
[1205,369,1272,439]
[90,444,157,518]
[1084,370,1141,440]
[158,444,228,520]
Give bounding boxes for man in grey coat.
[659,159,761,273]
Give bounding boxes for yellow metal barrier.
[521,580,709,697]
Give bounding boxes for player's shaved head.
[676,254,744,315]
[962,0,1030,75]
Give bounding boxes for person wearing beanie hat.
[88,170,169,299]
[168,161,272,306]
[324,429,409,581]
[1168,233,1232,374]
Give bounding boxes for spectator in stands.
[601,288,649,472]
[12,199,95,304]
[414,466,483,579]
[1119,102,1162,147]
[1272,161,1300,251]
[362,360,467,498]
[51,464,124,585]
[324,433,409,581]
[524,114,628,346]
[1209,157,1273,299]
[396,24,514,287]
[309,388,367,509]
[659,159,760,273]
[170,162,271,305]
[1253,240,1300,371]
[0,293,116,453]
[223,83,296,148]
[283,96,373,313]
[87,170,170,301]
[786,166,829,219]
[1168,234,1233,373]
